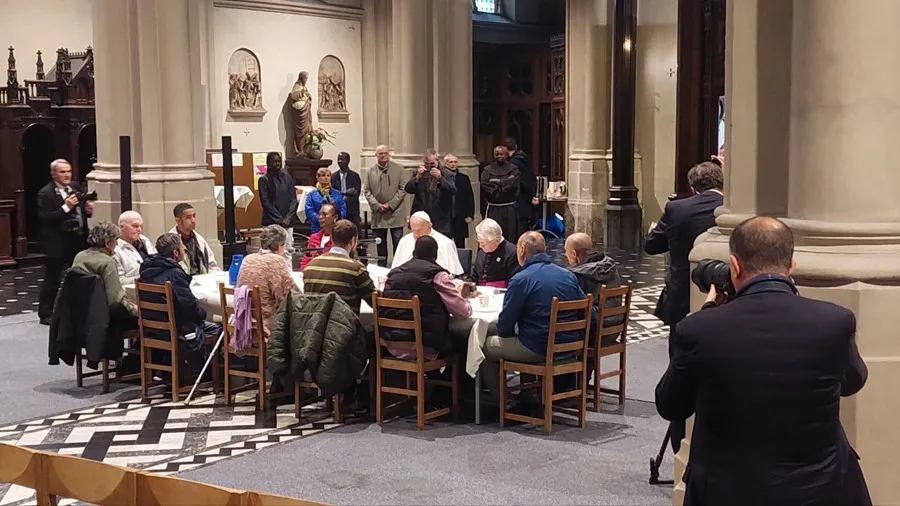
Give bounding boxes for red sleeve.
[300,231,323,271]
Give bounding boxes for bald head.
[516,231,546,266]
[375,145,391,165]
[729,216,794,280]
[564,232,594,266]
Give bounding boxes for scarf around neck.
[316,182,333,200]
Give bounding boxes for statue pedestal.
[285,156,333,186]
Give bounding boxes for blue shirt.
[496,253,587,355]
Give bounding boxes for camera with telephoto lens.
[691,259,735,300]
[75,190,98,202]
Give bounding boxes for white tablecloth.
[214,185,255,210]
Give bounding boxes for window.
[474,0,498,14]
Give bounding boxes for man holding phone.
[405,148,456,237]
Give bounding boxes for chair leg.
[543,371,553,434]
[619,349,627,406]
[332,394,343,423]
[578,367,587,428]
[416,370,425,431]
[211,350,221,396]
[75,351,84,388]
[294,382,302,420]
[223,351,232,406]
[498,361,507,428]
[451,362,459,423]
[170,350,180,403]
[368,363,376,414]
[102,359,110,394]
[375,362,384,425]
[139,343,149,401]
[258,374,267,412]
[592,351,601,412]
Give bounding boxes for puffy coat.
[266,290,367,397]
[569,249,624,345]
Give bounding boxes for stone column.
[360,0,392,169]
[88,0,218,257]
[566,0,613,239]
[689,0,900,503]
[388,0,431,169]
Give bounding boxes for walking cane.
[184,330,225,405]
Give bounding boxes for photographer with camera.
[37,159,94,325]
[655,217,870,506]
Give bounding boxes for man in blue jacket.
[480,231,588,406]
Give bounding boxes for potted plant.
[302,127,334,160]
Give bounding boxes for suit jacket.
[37,181,91,259]
[643,190,722,325]
[451,171,475,240]
[332,169,362,221]
[656,275,871,506]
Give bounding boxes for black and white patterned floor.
[0,267,42,316]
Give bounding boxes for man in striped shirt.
[302,219,376,314]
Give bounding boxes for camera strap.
[734,274,798,298]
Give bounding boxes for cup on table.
[478,293,490,308]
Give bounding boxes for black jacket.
[37,181,90,259]
[509,150,535,219]
[382,258,451,354]
[450,171,475,240]
[259,170,299,226]
[405,167,457,237]
[471,239,519,285]
[138,255,207,338]
[656,276,871,506]
[644,190,723,325]
[332,169,362,221]
[49,269,118,367]
[568,250,624,344]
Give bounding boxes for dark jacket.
[266,291,368,397]
[332,169,362,222]
[471,239,519,285]
[138,255,207,338]
[656,275,871,506]
[644,190,723,325]
[497,253,587,355]
[382,258,451,354]
[509,150,535,220]
[449,170,475,240]
[37,181,90,259]
[405,167,457,237]
[49,269,120,367]
[569,249,623,344]
[258,170,299,226]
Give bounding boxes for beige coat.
[363,161,408,229]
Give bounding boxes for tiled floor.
[0,267,42,317]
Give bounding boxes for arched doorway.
[21,124,56,244]
[76,123,97,183]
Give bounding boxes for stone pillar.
[88,0,218,257]
[360,0,392,169]
[689,0,900,503]
[566,0,613,239]
[388,0,431,169]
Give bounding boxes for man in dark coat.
[443,153,475,248]
[503,138,537,238]
[331,152,362,226]
[564,232,623,345]
[656,217,871,506]
[405,149,456,237]
[644,161,723,327]
[37,159,93,325]
[480,146,520,240]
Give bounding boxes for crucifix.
[667,67,676,78]
[243,128,250,136]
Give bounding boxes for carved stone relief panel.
[227,48,266,119]
[317,55,349,122]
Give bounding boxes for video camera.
[691,259,735,300]
[75,190,99,202]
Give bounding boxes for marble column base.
[88,165,220,260]
[566,149,611,238]
[604,203,643,250]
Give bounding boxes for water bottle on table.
[228,254,244,286]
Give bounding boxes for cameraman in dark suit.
[656,217,871,506]
[37,159,93,325]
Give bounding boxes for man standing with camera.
[37,159,94,325]
[656,217,870,506]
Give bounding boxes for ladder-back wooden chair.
[588,282,633,410]
[74,330,141,394]
[136,280,219,403]
[135,471,245,506]
[219,283,273,411]
[499,295,593,434]
[42,451,136,506]
[372,292,459,431]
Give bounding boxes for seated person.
[382,236,472,359]
[169,202,220,275]
[138,233,220,344]
[470,218,519,288]
[114,210,155,286]
[481,232,588,405]
[565,232,623,345]
[236,225,299,334]
[71,221,137,324]
[303,219,376,315]
[300,203,338,271]
[391,211,464,276]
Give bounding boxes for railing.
[0,86,27,105]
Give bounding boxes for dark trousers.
[373,227,403,267]
[39,254,75,320]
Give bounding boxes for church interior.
[0,0,894,504]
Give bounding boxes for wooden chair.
[588,283,633,410]
[136,280,219,403]
[499,295,593,434]
[42,451,136,505]
[372,292,459,431]
[219,283,274,411]
[135,471,244,505]
[0,443,48,503]
[244,490,328,505]
[75,330,141,393]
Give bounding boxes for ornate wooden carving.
[317,55,349,122]
[227,48,266,119]
[35,51,44,80]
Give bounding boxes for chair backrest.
[371,291,425,362]
[0,443,41,491]
[245,490,328,505]
[135,471,244,506]
[135,280,178,342]
[219,283,265,352]
[457,248,473,275]
[43,451,135,506]
[597,282,633,341]
[545,295,594,365]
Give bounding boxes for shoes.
[39,317,51,326]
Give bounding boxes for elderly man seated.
[470,218,519,288]
[481,232,588,411]
[114,210,155,285]
[390,211,464,276]
[565,232,622,337]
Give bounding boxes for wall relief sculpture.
[227,48,266,119]
[317,55,349,122]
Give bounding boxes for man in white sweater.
[113,211,155,285]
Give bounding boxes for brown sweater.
[302,252,376,314]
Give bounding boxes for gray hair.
[475,219,503,242]
[259,224,288,251]
[117,210,142,227]
[519,231,546,258]
[687,161,724,193]
[155,233,182,258]
[87,221,120,248]
[49,158,70,173]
